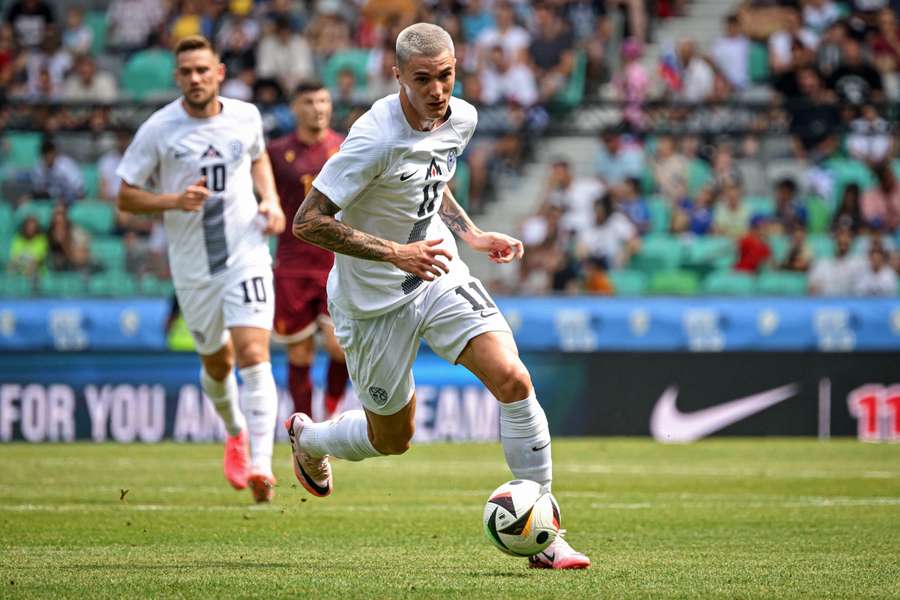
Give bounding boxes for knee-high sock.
[499,393,553,492]
[238,362,278,474]
[298,409,382,461]
[287,363,312,415]
[201,368,245,437]
[325,359,349,399]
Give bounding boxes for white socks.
[500,393,553,492]
[238,362,278,475]
[299,409,382,461]
[201,368,245,437]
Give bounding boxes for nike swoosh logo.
[650,383,799,443]
[480,310,498,318]
[174,150,190,159]
[532,440,550,452]
[400,170,417,181]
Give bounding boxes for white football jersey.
[313,94,478,319]
[116,97,269,288]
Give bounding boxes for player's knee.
[495,362,533,403]
[203,360,232,381]
[287,340,314,366]
[371,427,414,456]
[234,341,269,368]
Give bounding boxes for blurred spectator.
[5,0,54,49]
[803,0,841,35]
[583,255,614,295]
[711,14,750,91]
[847,104,893,165]
[652,135,688,202]
[773,177,807,233]
[854,244,898,296]
[31,139,84,204]
[713,181,750,238]
[365,44,398,102]
[480,44,538,106]
[221,63,256,101]
[710,143,742,189]
[98,130,130,203]
[461,0,495,43]
[615,38,650,130]
[788,68,839,161]
[871,8,900,76]
[332,68,367,128]
[780,227,813,272]
[8,216,47,276]
[518,201,567,292]
[809,227,865,295]
[22,26,70,100]
[61,54,118,103]
[123,230,150,277]
[828,37,883,105]
[0,24,16,90]
[833,183,865,233]
[545,158,604,235]
[528,4,575,103]
[61,7,91,56]
[667,39,715,102]
[216,7,260,73]
[595,131,644,188]
[769,8,817,75]
[616,177,650,234]
[305,10,351,63]
[106,0,166,52]
[254,77,294,138]
[171,0,203,43]
[47,203,91,273]
[256,15,314,96]
[577,192,641,269]
[475,2,530,65]
[735,215,772,272]
[815,20,847,79]
[861,164,900,232]
[672,185,715,235]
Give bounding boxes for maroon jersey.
[269,129,344,279]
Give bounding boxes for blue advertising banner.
[1,297,899,352]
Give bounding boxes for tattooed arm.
[439,186,524,264]
[293,187,453,281]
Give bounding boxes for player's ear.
[216,60,226,82]
[392,65,400,81]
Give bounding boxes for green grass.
[1,439,899,599]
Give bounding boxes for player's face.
[175,49,225,110]
[292,89,332,133]
[395,50,456,123]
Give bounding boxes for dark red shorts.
[272,275,330,343]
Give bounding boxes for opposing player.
[285,24,590,569]
[268,82,349,419]
[117,35,285,503]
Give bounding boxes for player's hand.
[258,197,286,235]
[469,231,524,264]
[175,177,211,212]
[392,239,453,281]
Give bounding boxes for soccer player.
[116,35,285,503]
[285,23,590,569]
[268,82,349,419]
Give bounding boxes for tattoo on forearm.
[293,189,396,261]
[438,189,474,237]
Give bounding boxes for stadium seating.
[551,50,587,112]
[85,10,107,56]
[0,273,33,298]
[702,270,756,296]
[0,203,13,262]
[139,274,175,298]
[807,233,835,258]
[14,200,55,229]
[321,49,371,93]
[3,132,42,169]
[805,197,831,233]
[69,199,116,235]
[81,164,99,199]
[121,49,176,99]
[749,42,770,83]
[632,234,684,274]
[686,159,713,196]
[88,270,137,297]
[744,195,775,217]
[682,235,735,274]
[646,196,670,233]
[38,271,86,297]
[757,271,808,296]
[610,269,648,296]
[90,236,126,271]
[647,269,699,295]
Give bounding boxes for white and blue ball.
[482,479,560,557]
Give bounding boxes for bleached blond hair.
[395,23,455,68]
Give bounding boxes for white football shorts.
[331,275,511,416]
[175,263,275,355]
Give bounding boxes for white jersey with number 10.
[313,94,478,319]
[116,96,270,289]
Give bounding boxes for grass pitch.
[1,439,899,599]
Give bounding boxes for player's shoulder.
[448,96,478,133]
[138,98,185,133]
[220,96,262,121]
[267,131,295,153]
[348,94,401,141]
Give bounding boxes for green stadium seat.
[757,271,808,296]
[827,158,875,205]
[805,197,831,233]
[3,132,42,169]
[647,196,670,233]
[647,270,699,295]
[0,273,33,298]
[69,199,115,235]
[551,50,587,112]
[90,236,126,271]
[749,42,770,83]
[88,270,137,297]
[631,234,683,274]
[452,161,470,211]
[322,49,371,92]
[268,235,277,257]
[122,49,176,99]
[38,271,86,297]
[139,274,175,297]
[85,10,107,56]
[744,196,775,217]
[81,164,99,198]
[14,200,54,229]
[768,234,789,263]
[807,233,835,258]
[686,159,713,196]
[639,166,657,195]
[702,269,757,296]
[610,269,648,296]
[683,235,735,272]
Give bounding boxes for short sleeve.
[459,103,478,153]
[248,106,265,160]
[115,120,159,188]
[312,115,388,210]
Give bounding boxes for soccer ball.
[482,479,560,557]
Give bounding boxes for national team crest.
[447,149,457,173]
[230,139,243,160]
